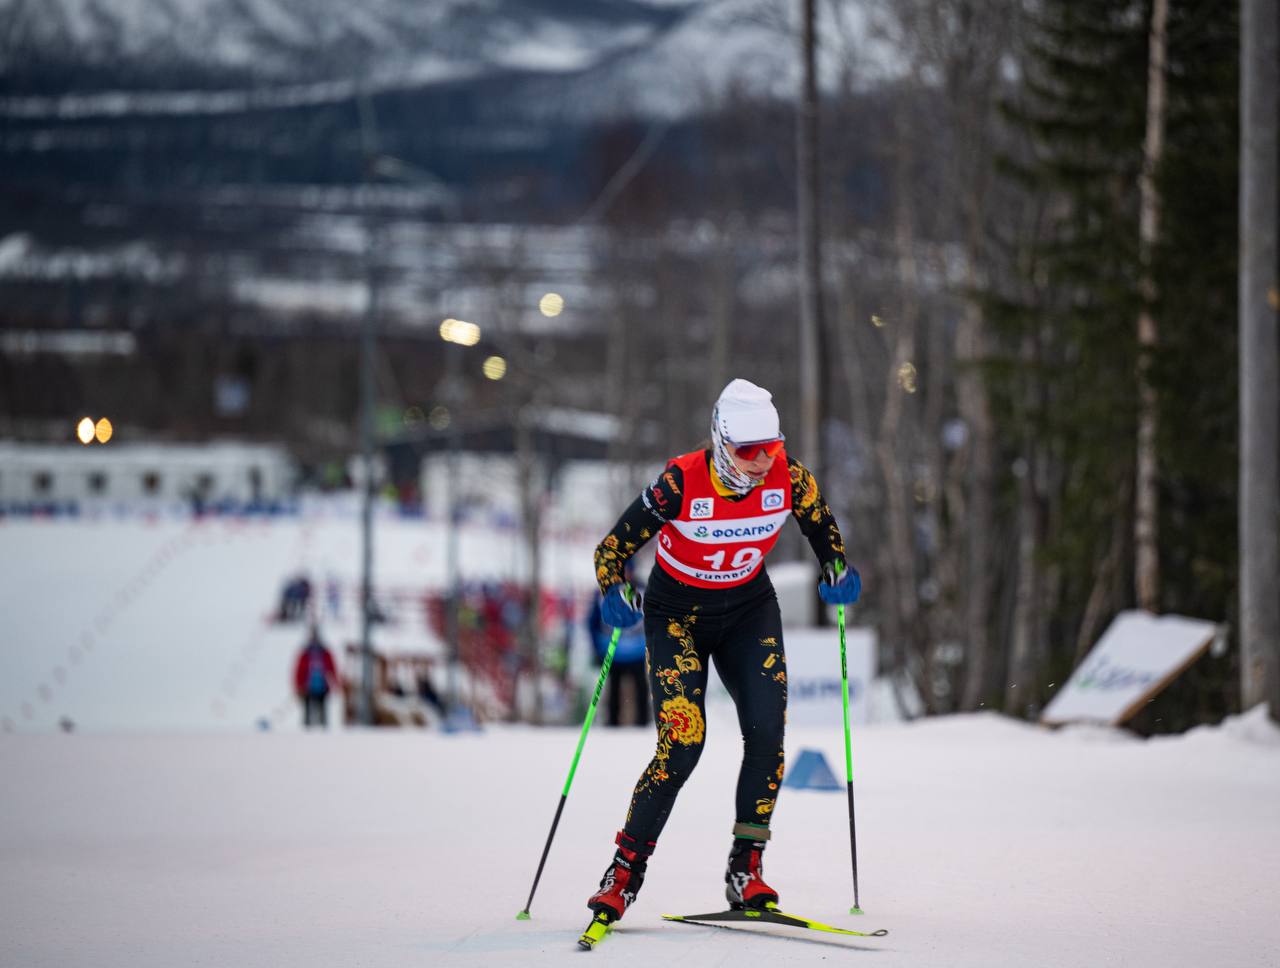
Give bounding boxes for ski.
[662,903,888,938]
[577,911,613,950]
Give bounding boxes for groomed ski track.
[3,707,1278,967]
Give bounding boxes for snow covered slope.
[0,711,1276,966]
[531,0,903,120]
[0,0,900,120]
[0,511,603,733]
[2,503,1277,966]
[0,0,682,85]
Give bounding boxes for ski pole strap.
[733,821,771,841]
[622,583,643,610]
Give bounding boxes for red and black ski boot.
[586,830,655,924]
[725,822,779,910]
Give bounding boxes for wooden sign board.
[1040,610,1219,727]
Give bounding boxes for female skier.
[584,378,861,929]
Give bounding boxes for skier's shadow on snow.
[623,922,888,953]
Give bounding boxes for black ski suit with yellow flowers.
[593,449,847,849]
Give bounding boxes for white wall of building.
[0,441,294,507]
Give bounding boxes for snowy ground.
[2,708,1278,968]
[0,514,602,733]
[3,516,1279,966]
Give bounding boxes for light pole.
[439,318,481,729]
[353,83,457,727]
[797,0,824,484]
[356,183,380,727]
[355,87,381,728]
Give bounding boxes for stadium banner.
[707,625,876,726]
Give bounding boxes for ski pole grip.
[622,583,643,611]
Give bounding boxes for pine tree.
[988,0,1240,726]
[989,0,1148,714]
[1137,0,1240,730]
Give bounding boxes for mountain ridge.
[0,0,898,121]
[0,0,690,91]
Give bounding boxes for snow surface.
[3,515,1278,965]
[0,710,1277,967]
[0,513,605,733]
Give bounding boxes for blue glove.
[600,583,644,628]
[819,562,861,605]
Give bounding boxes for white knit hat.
[713,378,780,443]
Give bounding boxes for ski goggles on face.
[729,436,785,461]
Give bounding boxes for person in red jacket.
[294,627,341,728]
[583,378,862,929]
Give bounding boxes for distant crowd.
[281,572,649,729]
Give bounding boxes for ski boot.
[725,822,779,911]
[579,830,654,948]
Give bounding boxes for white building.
[0,441,294,509]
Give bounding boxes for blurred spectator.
[362,588,389,624]
[293,627,340,728]
[587,568,649,727]
[542,591,577,689]
[421,579,583,721]
[415,658,447,719]
[325,574,342,619]
[278,572,312,622]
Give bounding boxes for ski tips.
[664,906,887,938]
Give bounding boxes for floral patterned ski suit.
[593,450,847,846]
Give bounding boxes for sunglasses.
[730,437,785,461]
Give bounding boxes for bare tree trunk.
[877,114,929,710]
[957,295,997,709]
[952,67,1000,709]
[1075,504,1127,665]
[921,250,961,709]
[711,228,735,393]
[831,257,877,445]
[867,0,1020,711]
[602,235,635,508]
[1005,468,1039,717]
[831,257,893,665]
[877,398,922,706]
[516,410,543,725]
[1239,0,1280,718]
[797,0,824,480]
[660,251,689,456]
[1005,328,1041,718]
[1134,0,1169,612]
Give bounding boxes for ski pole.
[517,624,621,920]
[835,564,863,915]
